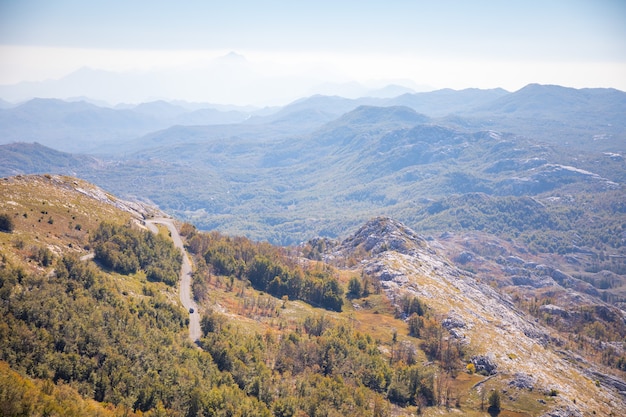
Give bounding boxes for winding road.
[145,218,201,342]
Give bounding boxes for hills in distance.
[1,86,625,305]
[2,84,624,243]
[2,83,624,154]
[1,84,625,291]
[1,174,625,416]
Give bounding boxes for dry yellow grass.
[2,174,622,416]
[0,175,137,268]
[0,173,179,286]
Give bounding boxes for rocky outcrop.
[511,274,556,288]
[330,216,626,415]
[338,216,429,257]
[455,251,474,264]
[540,405,583,417]
[538,304,570,318]
[589,370,626,397]
[508,373,536,390]
[471,354,498,375]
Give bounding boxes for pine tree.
[488,389,501,413]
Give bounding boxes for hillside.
[463,84,626,152]
[0,142,100,177]
[1,86,624,253]
[3,84,624,155]
[326,218,626,415]
[1,86,625,414]
[0,98,256,153]
[1,176,624,416]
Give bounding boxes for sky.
[1,0,625,105]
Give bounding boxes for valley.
[0,83,625,416]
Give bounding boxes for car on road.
[189,308,194,314]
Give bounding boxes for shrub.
[488,389,501,412]
[92,222,181,284]
[347,276,363,299]
[0,213,15,232]
[408,313,424,338]
[32,246,54,267]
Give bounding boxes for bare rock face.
[331,216,626,415]
[538,304,570,318]
[511,274,556,288]
[471,354,498,375]
[509,373,536,390]
[540,405,583,417]
[338,216,429,257]
[455,251,474,264]
[590,370,626,395]
[442,311,467,331]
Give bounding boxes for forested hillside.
[1,84,625,416]
[4,176,624,416]
[0,175,491,416]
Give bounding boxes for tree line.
[0,218,475,416]
[185,229,343,311]
[92,221,182,286]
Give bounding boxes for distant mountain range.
[2,84,626,361]
[2,83,624,154]
[0,97,258,153]
[2,84,624,250]
[0,142,99,176]
[0,52,426,105]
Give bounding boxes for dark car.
[189,308,194,314]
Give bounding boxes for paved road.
[145,218,201,342]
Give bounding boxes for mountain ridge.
[328,216,626,415]
[3,83,624,155]
[1,175,625,415]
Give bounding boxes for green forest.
[1,173,624,416]
[0,218,465,416]
[92,222,182,285]
[187,230,343,312]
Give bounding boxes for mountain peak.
[218,51,248,64]
[333,105,429,127]
[340,216,428,257]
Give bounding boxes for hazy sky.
[1,0,625,104]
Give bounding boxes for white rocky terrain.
[331,217,626,416]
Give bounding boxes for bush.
[32,246,54,267]
[347,276,363,298]
[408,313,424,337]
[488,389,501,412]
[0,213,15,232]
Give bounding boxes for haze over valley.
[1,1,625,416]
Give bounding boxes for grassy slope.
[0,175,197,415]
[0,175,133,261]
[1,175,623,416]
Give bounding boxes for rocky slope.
[330,217,626,416]
[2,176,625,415]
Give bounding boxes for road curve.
[145,218,201,342]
